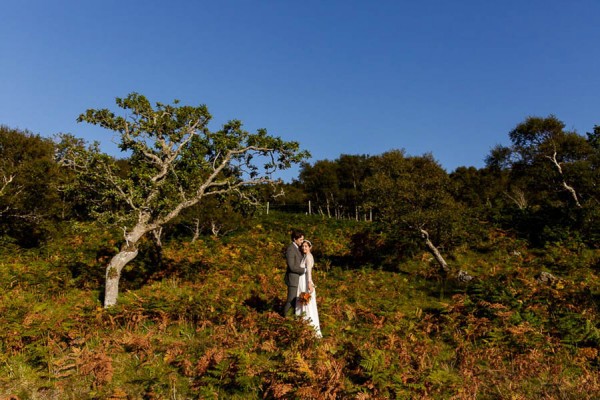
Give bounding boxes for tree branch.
[143,120,202,206]
[150,120,200,183]
[103,163,138,211]
[546,150,582,208]
[504,187,528,210]
[0,174,14,196]
[420,228,450,274]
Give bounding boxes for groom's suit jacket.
[284,242,305,287]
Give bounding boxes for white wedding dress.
[296,253,322,338]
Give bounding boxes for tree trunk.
[548,151,582,208]
[103,222,148,307]
[420,228,450,274]
[104,248,139,307]
[210,220,221,237]
[152,227,163,248]
[190,218,200,243]
[151,227,163,269]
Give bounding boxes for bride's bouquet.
[298,291,311,305]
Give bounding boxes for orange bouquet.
[298,291,311,305]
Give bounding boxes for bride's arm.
[307,254,315,291]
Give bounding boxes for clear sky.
[2,0,599,181]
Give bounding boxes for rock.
[536,271,558,284]
[457,270,474,282]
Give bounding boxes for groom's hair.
[291,229,304,241]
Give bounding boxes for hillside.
[1,212,599,399]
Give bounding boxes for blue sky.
[2,0,599,181]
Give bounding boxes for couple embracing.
[283,229,322,338]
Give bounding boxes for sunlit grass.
[0,213,598,398]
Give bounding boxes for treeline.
[273,115,600,257]
[2,114,599,259]
[0,125,281,246]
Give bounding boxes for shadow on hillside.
[319,254,356,269]
[319,253,418,274]
[244,291,284,314]
[416,274,478,301]
[315,248,382,271]
[67,261,105,289]
[122,256,212,290]
[66,245,213,304]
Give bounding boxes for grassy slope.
[0,212,599,399]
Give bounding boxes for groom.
[283,229,306,316]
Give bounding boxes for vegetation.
[1,213,598,399]
[56,93,308,307]
[0,104,599,398]
[0,126,61,247]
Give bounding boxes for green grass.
[0,212,599,399]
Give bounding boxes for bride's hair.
[303,240,312,248]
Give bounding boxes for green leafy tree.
[337,154,372,220]
[57,93,309,307]
[587,125,600,150]
[299,154,371,219]
[299,159,340,217]
[450,165,513,228]
[508,115,591,208]
[486,116,600,245]
[268,180,308,213]
[0,126,62,246]
[364,150,472,277]
[54,134,126,221]
[177,193,254,240]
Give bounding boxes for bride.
[296,240,322,338]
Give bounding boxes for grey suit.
[283,242,305,316]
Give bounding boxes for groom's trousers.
[283,285,298,317]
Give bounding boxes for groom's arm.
[286,245,305,274]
